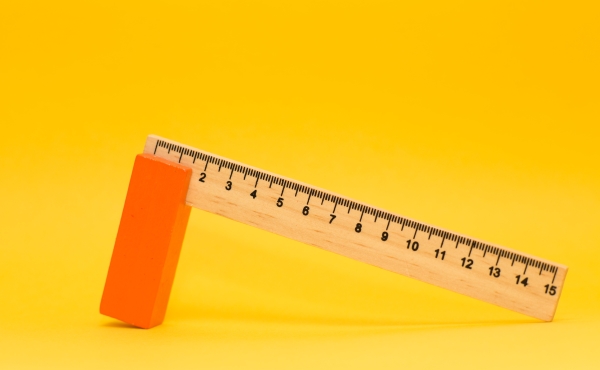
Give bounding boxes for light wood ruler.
[138,135,568,322]
[104,134,566,325]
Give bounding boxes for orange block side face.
[100,154,192,329]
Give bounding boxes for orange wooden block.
[100,153,192,329]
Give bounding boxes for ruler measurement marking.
[149,136,566,321]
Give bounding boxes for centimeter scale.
[100,135,567,329]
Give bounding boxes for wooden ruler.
[144,134,567,321]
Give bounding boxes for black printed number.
[302,206,310,216]
[355,223,362,233]
[199,173,206,182]
[406,240,419,251]
[250,190,257,199]
[225,181,232,191]
[276,197,284,207]
[544,284,557,296]
[461,257,473,269]
[381,232,389,241]
[434,249,446,260]
[329,214,336,224]
[488,267,501,278]
[515,275,529,287]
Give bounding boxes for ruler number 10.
[406,240,419,251]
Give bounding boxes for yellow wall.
[1,1,598,368]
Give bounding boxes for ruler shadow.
[166,229,543,333]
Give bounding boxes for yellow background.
[1,1,599,368]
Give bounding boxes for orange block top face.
[100,154,192,328]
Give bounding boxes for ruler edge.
[145,134,569,320]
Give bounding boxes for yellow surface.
[1,1,599,368]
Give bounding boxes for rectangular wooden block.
[100,153,192,328]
